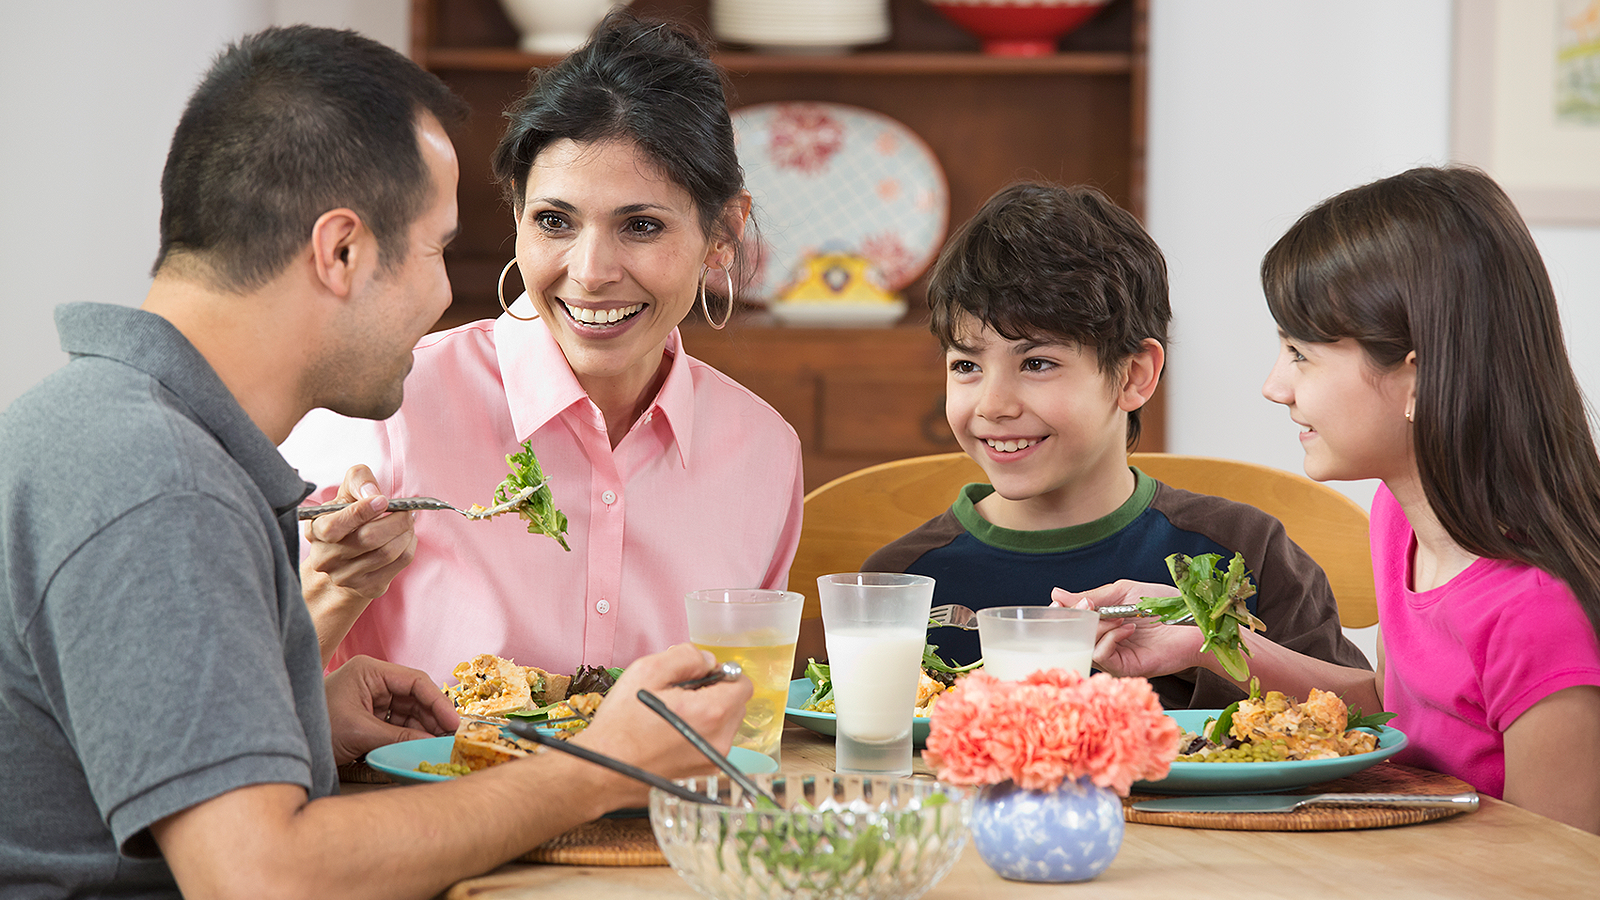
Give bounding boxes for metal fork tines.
[1099,604,1196,626]
[296,481,542,521]
[928,604,979,630]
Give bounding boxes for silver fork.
[1099,603,1197,626]
[928,602,1197,627]
[928,604,979,630]
[296,482,543,521]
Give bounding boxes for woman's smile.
[557,299,647,328]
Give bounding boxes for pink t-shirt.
[281,303,804,683]
[1372,485,1600,798]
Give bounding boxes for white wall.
[1148,0,1600,513]
[0,0,407,411]
[3,0,1596,559]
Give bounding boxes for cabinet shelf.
[422,47,1133,76]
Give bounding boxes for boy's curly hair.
[928,181,1170,449]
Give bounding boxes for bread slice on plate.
[449,720,540,772]
[445,653,572,716]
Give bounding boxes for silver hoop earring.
[700,266,735,330]
[497,258,538,321]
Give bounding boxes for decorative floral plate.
[731,101,949,303]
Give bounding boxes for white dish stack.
[711,0,890,54]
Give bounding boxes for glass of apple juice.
[684,588,804,764]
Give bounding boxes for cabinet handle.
[921,397,958,447]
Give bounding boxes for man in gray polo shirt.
[0,26,749,899]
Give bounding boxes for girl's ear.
[1117,338,1165,412]
[1402,350,1418,422]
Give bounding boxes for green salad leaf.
[492,440,570,551]
[1346,705,1398,731]
[1139,552,1264,682]
[802,659,833,710]
[921,630,983,683]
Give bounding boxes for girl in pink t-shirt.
[1071,167,1600,833]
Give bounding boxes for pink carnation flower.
[922,669,1182,796]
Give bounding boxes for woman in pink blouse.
[281,13,804,681]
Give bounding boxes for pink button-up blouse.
[280,306,804,683]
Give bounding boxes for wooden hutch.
[410,0,1158,491]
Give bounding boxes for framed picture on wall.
[1453,0,1600,225]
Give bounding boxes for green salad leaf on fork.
[488,440,570,551]
[1138,551,1265,682]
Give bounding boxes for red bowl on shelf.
[926,0,1112,57]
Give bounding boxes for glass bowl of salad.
[649,773,972,900]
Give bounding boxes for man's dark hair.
[153,25,468,291]
[928,181,1170,448]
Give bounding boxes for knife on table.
[1131,792,1479,813]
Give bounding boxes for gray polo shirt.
[0,303,334,897]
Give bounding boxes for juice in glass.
[684,589,803,763]
[691,629,797,759]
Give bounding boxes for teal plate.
[1133,708,1408,795]
[785,678,931,748]
[366,735,779,786]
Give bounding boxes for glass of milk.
[817,572,935,776]
[976,606,1097,680]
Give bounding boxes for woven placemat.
[338,759,394,785]
[519,816,666,866]
[1124,761,1476,831]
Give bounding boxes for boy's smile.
[944,317,1154,531]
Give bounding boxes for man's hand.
[1051,581,1204,679]
[302,465,416,664]
[571,644,752,811]
[325,655,459,765]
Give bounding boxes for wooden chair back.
[789,451,1378,628]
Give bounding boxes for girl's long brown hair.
[1262,166,1600,637]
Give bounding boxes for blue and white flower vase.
[969,777,1124,883]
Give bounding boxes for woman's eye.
[625,218,662,237]
[534,212,568,232]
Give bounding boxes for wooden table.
[400,725,1600,899]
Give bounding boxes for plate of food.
[1133,701,1407,796]
[785,679,936,747]
[731,101,948,303]
[367,735,779,786]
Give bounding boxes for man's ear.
[1117,338,1165,412]
[309,208,369,298]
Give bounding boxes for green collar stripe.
[949,468,1157,553]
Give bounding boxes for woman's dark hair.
[491,11,748,309]
[154,25,467,291]
[1262,165,1600,636]
[927,181,1170,450]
